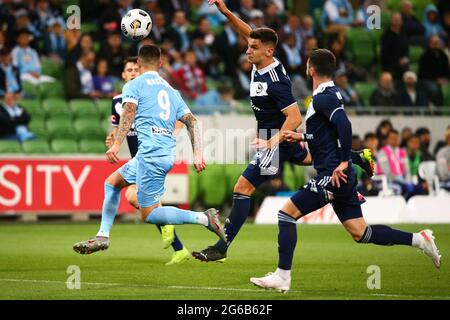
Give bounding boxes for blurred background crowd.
[0,0,449,204]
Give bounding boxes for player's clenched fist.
[208,0,227,12]
[193,153,206,173]
[106,143,120,164]
[282,130,304,143]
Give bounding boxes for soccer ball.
[121,9,152,41]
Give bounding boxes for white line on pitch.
[0,278,448,299]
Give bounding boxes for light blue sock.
[97,183,121,237]
[145,206,207,225]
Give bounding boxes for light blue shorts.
[136,155,175,208]
[117,156,138,185]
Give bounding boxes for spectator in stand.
[321,0,354,44]
[158,0,191,22]
[141,0,160,16]
[166,10,190,53]
[239,0,255,22]
[376,119,393,148]
[415,127,434,161]
[0,49,22,99]
[381,13,409,81]
[433,125,450,155]
[234,54,251,99]
[213,19,240,77]
[0,92,34,142]
[370,72,400,107]
[99,0,133,35]
[400,127,413,148]
[418,35,450,106]
[11,29,54,86]
[355,0,370,28]
[264,2,282,31]
[149,12,167,44]
[299,35,318,76]
[400,0,425,46]
[191,32,216,76]
[34,0,64,34]
[405,134,423,178]
[99,31,130,78]
[12,9,41,49]
[423,4,447,42]
[301,15,315,40]
[66,33,93,67]
[172,49,207,101]
[278,14,302,52]
[364,132,379,159]
[197,0,227,28]
[43,18,67,63]
[398,71,429,108]
[378,129,423,199]
[436,129,450,190]
[334,68,363,107]
[93,58,117,99]
[248,9,265,29]
[0,31,7,51]
[65,50,102,100]
[359,132,380,196]
[277,33,302,79]
[159,49,177,87]
[192,83,237,115]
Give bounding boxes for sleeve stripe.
[122,98,138,105]
[329,106,344,121]
[280,102,297,111]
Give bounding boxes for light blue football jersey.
[122,70,191,157]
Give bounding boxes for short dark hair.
[364,132,377,141]
[138,44,161,66]
[415,127,430,136]
[308,48,336,77]
[249,27,278,47]
[389,129,399,136]
[123,56,138,69]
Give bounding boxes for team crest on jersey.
[250,81,268,97]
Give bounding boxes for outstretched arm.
[208,0,252,40]
[179,112,206,173]
[106,102,136,163]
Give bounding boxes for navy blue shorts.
[290,167,365,222]
[242,142,308,188]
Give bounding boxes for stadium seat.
[387,0,402,12]
[283,163,296,191]
[409,46,424,64]
[292,164,305,188]
[0,140,22,153]
[224,163,247,198]
[69,99,100,119]
[21,140,51,154]
[19,99,42,116]
[199,163,228,207]
[46,118,73,139]
[39,82,65,99]
[80,22,98,34]
[42,98,71,118]
[79,140,105,153]
[346,29,375,69]
[41,59,63,79]
[96,99,112,119]
[441,84,450,107]
[354,82,376,106]
[22,81,39,99]
[189,166,200,206]
[28,118,48,139]
[51,139,79,153]
[74,119,104,139]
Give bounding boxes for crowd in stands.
[0,1,449,112]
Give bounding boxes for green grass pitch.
[0,223,449,300]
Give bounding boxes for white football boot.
[250,272,291,294]
[418,229,441,269]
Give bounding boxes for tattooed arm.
[179,112,206,173]
[106,102,136,163]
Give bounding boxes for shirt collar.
[313,81,335,96]
[144,70,159,76]
[256,58,279,75]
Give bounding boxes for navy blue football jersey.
[250,59,297,145]
[111,94,138,157]
[305,81,351,174]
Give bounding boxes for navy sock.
[358,225,413,246]
[214,193,251,253]
[277,210,298,270]
[155,225,183,251]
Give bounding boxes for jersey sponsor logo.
[305,133,314,140]
[151,126,172,136]
[250,81,268,97]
